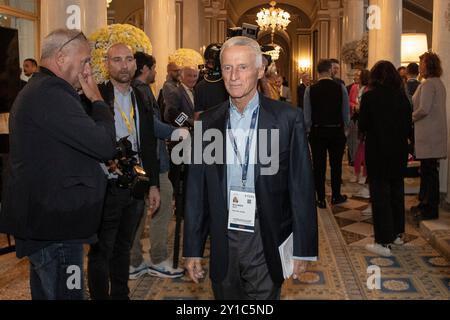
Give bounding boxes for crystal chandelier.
[256,1,291,35]
[267,45,281,61]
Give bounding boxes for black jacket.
[359,86,412,179]
[183,94,318,285]
[0,68,116,240]
[98,81,159,187]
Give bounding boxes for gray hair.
[181,66,199,77]
[41,28,87,60]
[220,36,263,68]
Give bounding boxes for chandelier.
[267,45,281,61]
[106,0,112,8]
[256,1,291,35]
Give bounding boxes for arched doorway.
[228,1,312,105]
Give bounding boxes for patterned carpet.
[1,165,450,300]
[127,197,450,300]
[128,169,450,300]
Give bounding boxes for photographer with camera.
[87,43,160,300]
[194,43,229,119]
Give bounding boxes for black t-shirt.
[194,78,229,112]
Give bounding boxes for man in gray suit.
[164,66,199,127]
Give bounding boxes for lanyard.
[227,106,259,188]
[115,97,135,135]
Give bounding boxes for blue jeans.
[28,243,84,300]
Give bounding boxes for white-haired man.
[183,36,318,300]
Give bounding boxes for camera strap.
[130,91,142,163]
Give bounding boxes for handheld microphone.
[175,112,193,128]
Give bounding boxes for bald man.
[87,43,160,300]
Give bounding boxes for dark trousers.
[28,243,84,300]
[212,220,281,300]
[88,184,144,300]
[369,177,405,245]
[309,127,346,201]
[418,159,440,218]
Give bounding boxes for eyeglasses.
[58,31,87,52]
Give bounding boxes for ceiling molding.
[403,0,433,22]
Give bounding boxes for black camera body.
[114,137,149,199]
[202,43,223,81]
[227,23,259,40]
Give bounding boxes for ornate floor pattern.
[1,165,450,300]
[128,166,450,300]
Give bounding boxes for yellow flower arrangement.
[89,24,152,83]
[169,48,204,70]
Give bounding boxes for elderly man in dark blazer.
[164,66,198,127]
[183,36,318,300]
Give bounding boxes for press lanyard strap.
[227,107,259,188]
[115,91,141,162]
[115,97,135,135]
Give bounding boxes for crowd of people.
[0,27,447,301]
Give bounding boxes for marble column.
[328,1,341,61]
[144,0,177,94]
[40,0,107,41]
[182,0,205,52]
[342,0,365,83]
[368,0,402,68]
[432,0,450,198]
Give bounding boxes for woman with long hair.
[359,61,412,256]
[410,52,447,220]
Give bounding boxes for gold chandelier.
[267,45,281,61]
[256,1,291,35]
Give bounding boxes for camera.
[227,23,259,40]
[202,43,222,80]
[114,137,149,199]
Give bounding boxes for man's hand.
[147,186,160,216]
[185,258,204,284]
[78,65,103,102]
[292,260,309,280]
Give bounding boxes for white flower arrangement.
[342,33,368,68]
[169,48,204,70]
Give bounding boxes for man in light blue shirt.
[184,37,318,300]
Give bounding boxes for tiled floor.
[1,163,450,300]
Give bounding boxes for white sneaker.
[148,260,184,279]
[349,174,358,183]
[355,187,370,199]
[365,243,392,257]
[362,205,372,216]
[129,262,149,280]
[358,176,367,185]
[393,237,404,245]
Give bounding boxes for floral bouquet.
[169,48,204,70]
[342,33,368,68]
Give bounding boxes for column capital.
[328,0,341,17]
